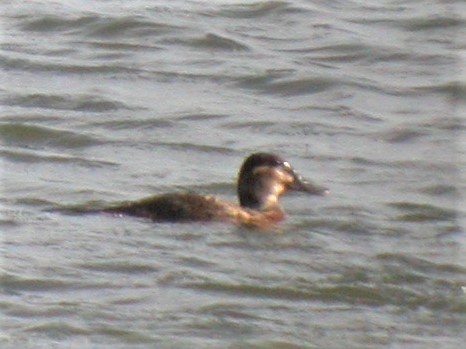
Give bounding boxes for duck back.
[103,193,233,222]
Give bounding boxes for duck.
[102,152,328,228]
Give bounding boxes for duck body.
[103,192,286,227]
[103,153,328,227]
[104,193,238,222]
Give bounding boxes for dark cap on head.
[237,152,328,209]
[239,153,284,173]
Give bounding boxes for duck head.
[237,152,328,211]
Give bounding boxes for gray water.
[1,0,465,348]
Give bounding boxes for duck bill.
[290,173,329,196]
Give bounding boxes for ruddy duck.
[102,152,328,228]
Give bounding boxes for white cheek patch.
[276,169,294,184]
[252,166,294,187]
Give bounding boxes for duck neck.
[238,178,283,212]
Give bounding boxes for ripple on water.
[23,321,89,338]
[186,33,250,52]
[0,123,100,149]
[3,93,135,112]
[20,14,183,37]
[20,15,99,33]
[387,202,458,223]
[235,76,336,96]
[0,149,117,169]
[76,261,158,274]
[419,184,459,197]
[177,276,465,312]
[1,273,72,294]
[211,1,309,19]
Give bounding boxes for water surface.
[1,0,465,348]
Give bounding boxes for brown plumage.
[102,152,328,228]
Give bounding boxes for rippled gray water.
[1,0,465,348]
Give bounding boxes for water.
[1,0,465,348]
